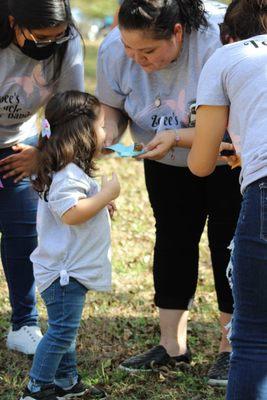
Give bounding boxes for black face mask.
[18,40,58,60]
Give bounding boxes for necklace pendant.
[155,96,161,108]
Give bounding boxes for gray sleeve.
[202,34,222,66]
[197,50,229,107]
[56,32,85,93]
[201,18,223,66]
[48,177,89,218]
[95,46,125,110]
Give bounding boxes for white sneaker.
[7,325,43,355]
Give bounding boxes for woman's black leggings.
[144,160,241,314]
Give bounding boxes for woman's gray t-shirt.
[0,31,84,148]
[197,35,267,193]
[96,5,225,167]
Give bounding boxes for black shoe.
[119,345,191,372]
[20,385,57,400]
[55,377,107,399]
[207,351,230,386]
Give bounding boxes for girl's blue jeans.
[29,278,88,390]
[0,137,38,330]
[227,177,267,400]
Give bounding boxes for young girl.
[20,90,120,400]
[188,0,267,398]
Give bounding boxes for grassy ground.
[0,157,225,400]
[0,1,230,399]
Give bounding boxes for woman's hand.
[102,104,128,148]
[219,141,235,154]
[137,130,176,160]
[221,154,241,169]
[0,144,39,182]
[101,118,120,155]
[218,142,237,166]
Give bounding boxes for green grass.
[84,43,99,93]
[0,1,230,399]
[71,0,118,19]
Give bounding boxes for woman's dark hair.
[220,0,267,43]
[118,0,208,39]
[0,0,82,83]
[32,91,101,199]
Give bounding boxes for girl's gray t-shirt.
[0,31,84,148]
[30,163,112,293]
[96,4,225,167]
[197,35,267,193]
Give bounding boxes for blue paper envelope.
[104,143,146,158]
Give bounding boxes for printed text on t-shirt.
[0,92,31,120]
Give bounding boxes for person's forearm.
[102,104,128,144]
[188,106,228,176]
[61,189,112,225]
[111,7,119,28]
[174,128,195,148]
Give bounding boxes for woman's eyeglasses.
[23,28,73,48]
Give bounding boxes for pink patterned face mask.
[41,119,51,139]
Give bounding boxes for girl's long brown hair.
[32,90,101,199]
[220,0,267,43]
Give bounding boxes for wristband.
[173,130,181,147]
[170,130,181,160]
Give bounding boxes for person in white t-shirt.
[188,1,267,398]
[19,90,120,400]
[96,0,241,383]
[0,0,84,355]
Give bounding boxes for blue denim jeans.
[29,278,88,389]
[227,177,267,400]
[0,136,38,330]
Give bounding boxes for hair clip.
[41,118,51,139]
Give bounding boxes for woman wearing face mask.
[96,0,241,385]
[0,0,84,355]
